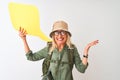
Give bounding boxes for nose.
[57,34,62,37]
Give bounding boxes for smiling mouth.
[57,38,64,41]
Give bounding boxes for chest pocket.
[50,48,74,69]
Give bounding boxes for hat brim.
[49,30,71,38]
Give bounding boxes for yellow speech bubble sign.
[8,2,51,42]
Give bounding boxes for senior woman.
[19,20,99,80]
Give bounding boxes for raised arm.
[19,27,30,53]
[82,40,99,65]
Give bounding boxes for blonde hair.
[49,33,73,54]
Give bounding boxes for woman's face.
[53,30,67,46]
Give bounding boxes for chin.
[56,41,66,45]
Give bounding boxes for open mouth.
[57,38,64,41]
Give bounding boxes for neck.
[57,44,65,52]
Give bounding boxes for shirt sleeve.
[26,46,49,61]
[73,46,88,73]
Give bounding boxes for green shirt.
[26,45,88,80]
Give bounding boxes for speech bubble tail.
[38,33,52,42]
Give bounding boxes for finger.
[95,40,99,44]
[93,40,99,45]
[93,40,98,43]
[25,30,28,35]
[19,26,21,32]
[21,28,24,33]
[19,27,24,33]
[23,30,27,35]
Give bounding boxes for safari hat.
[49,20,71,37]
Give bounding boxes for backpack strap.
[42,42,53,76]
[42,52,53,76]
[67,44,75,69]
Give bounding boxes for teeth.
[58,38,63,41]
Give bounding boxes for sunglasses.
[54,30,67,36]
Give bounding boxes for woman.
[19,20,99,80]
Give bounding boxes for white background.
[0,0,120,80]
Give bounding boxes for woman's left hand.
[87,40,99,47]
[84,40,99,55]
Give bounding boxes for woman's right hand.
[19,27,30,53]
[19,27,27,40]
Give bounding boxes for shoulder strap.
[68,45,75,69]
[42,42,53,76]
[47,42,52,49]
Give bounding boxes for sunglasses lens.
[54,31,66,36]
[54,32,59,35]
[61,31,66,35]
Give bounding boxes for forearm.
[22,38,30,53]
[82,46,90,65]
